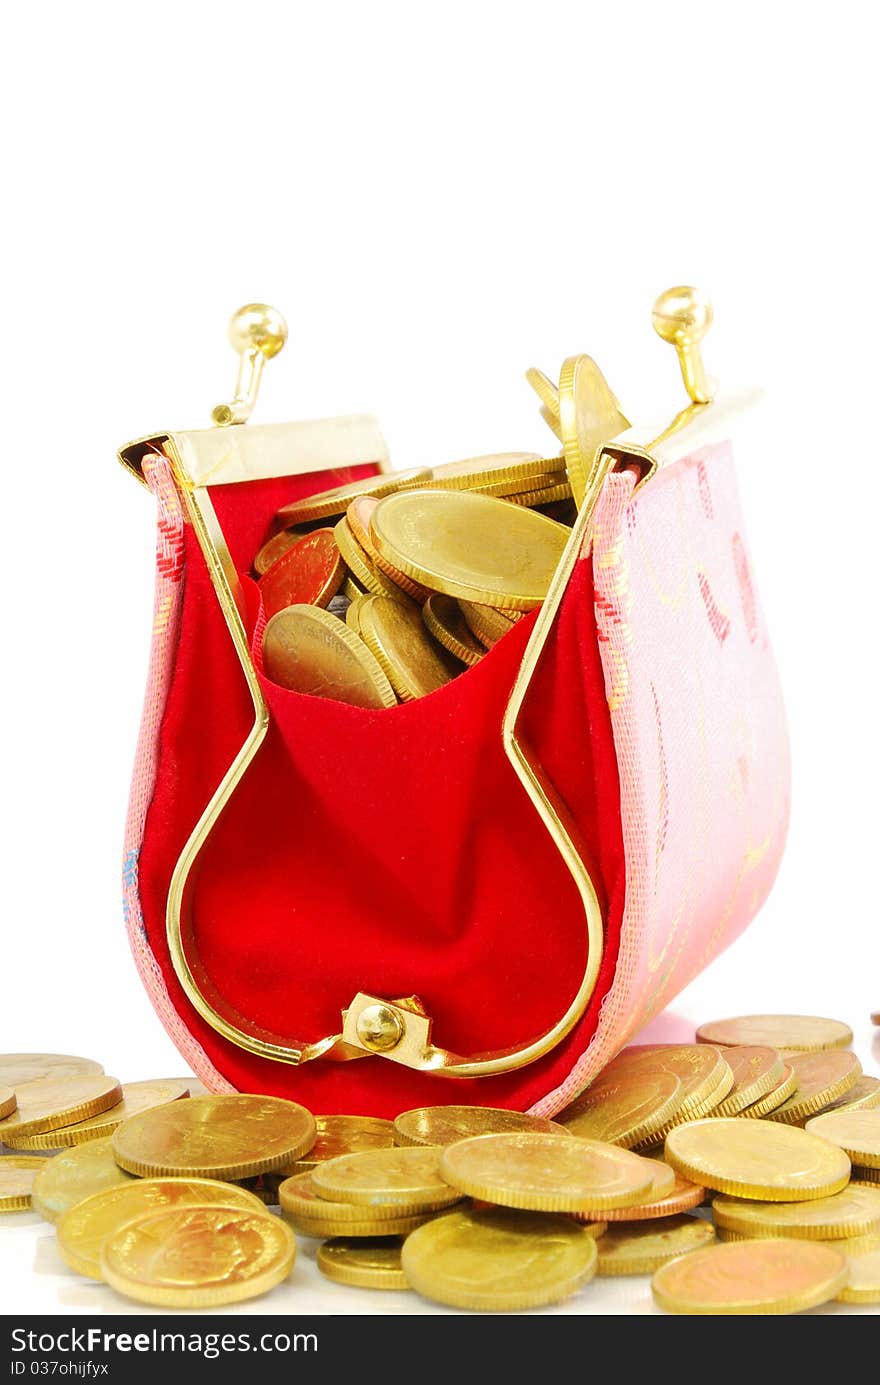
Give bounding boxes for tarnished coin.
[764,1050,861,1125]
[112,1094,316,1180]
[393,1105,568,1149]
[0,1075,122,1144]
[440,1132,654,1213]
[286,1115,395,1172]
[101,1204,295,1308]
[317,1237,408,1290]
[8,1079,192,1150]
[370,490,570,611]
[652,1239,849,1315]
[696,1015,854,1053]
[837,1238,880,1303]
[737,1063,798,1118]
[358,595,459,701]
[712,1183,880,1241]
[312,1147,460,1212]
[557,354,630,508]
[596,1214,715,1276]
[421,593,486,667]
[0,1086,16,1120]
[601,1045,734,1135]
[426,452,562,497]
[805,1110,880,1168]
[557,1070,684,1148]
[401,1206,598,1312]
[275,469,432,528]
[347,497,430,601]
[57,1177,266,1279]
[664,1118,851,1200]
[819,1076,880,1115]
[257,528,344,618]
[0,1156,47,1211]
[253,526,304,578]
[0,1055,104,1088]
[712,1047,786,1117]
[31,1138,135,1223]
[583,1169,705,1222]
[262,604,397,708]
[458,599,520,647]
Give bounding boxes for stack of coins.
[2,1014,879,1312]
[254,453,576,707]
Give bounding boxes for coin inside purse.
[135,463,625,1116]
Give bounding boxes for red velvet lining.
[137,466,625,1115]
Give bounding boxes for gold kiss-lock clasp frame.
[119,290,759,1077]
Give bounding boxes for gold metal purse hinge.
[123,293,753,1078]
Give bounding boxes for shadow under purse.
[118,289,790,1117]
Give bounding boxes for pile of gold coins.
[2,1014,879,1313]
[253,453,577,706]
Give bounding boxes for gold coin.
[458,599,519,647]
[421,594,486,667]
[112,1093,316,1180]
[31,1138,135,1223]
[426,452,558,496]
[278,1171,438,1237]
[101,1203,295,1308]
[0,1075,122,1144]
[370,490,570,612]
[312,1147,461,1211]
[9,1079,192,1150]
[358,595,459,701]
[557,1070,684,1148]
[696,1014,854,1053]
[345,592,365,633]
[288,1210,435,1239]
[253,526,303,577]
[596,1214,716,1276]
[852,1166,880,1184]
[737,1063,798,1118]
[585,1169,705,1222]
[440,1132,654,1213]
[712,1047,786,1117]
[764,1050,861,1125]
[602,1045,735,1136]
[401,1206,598,1312]
[506,481,573,508]
[0,1054,104,1087]
[836,1239,880,1303]
[275,468,432,527]
[713,1183,880,1241]
[333,516,405,599]
[525,368,563,440]
[557,354,630,508]
[347,497,430,601]
[805,1110,880,1167]
[286,1114,395,1172]
[317,1237,408,1290]
[0,1086,16,1120]
[393,1105,568,1148]
[263,604,397,708]
[57,1177,266,1279]
[652,1238,848,1315]
[0,1155,47,1211]
[664,1117,851,1200]
[572,1156,675,1220]
[819,1075,880,1115]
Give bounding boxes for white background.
[1,1,878,1316]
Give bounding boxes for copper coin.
[253,527,305,577]
[257,528,344,618]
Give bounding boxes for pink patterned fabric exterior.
[122,456,232,1092]
[530,441,790,1115]
[125,441,789,1107]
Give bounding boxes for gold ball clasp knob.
[227,303,288,359]
[355,1003,405,1053]
[651,286,715,404]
